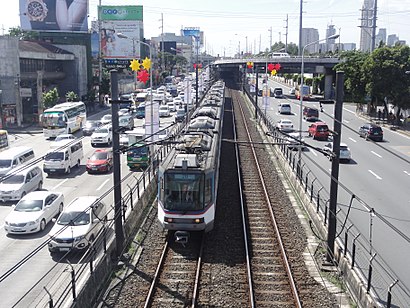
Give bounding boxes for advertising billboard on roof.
[98,6,144,59]
[100,5,143,21]
[19,0,88,32]
[182,27,200,38]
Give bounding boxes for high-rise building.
[359,0,375,52]
[387,34,399,46]
[324,24,337,52]
[301,28,319,53]
[375,28,387,47]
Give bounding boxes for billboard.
[100,5,143,21]
[98,6,144,59]
[100,20,143,59]
[19,0,88,32]
[182,27,200,38]
[160,41,177,54]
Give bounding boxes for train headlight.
[166,218,173,223]
[193,218,204,224]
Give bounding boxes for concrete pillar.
[324,69,334,100]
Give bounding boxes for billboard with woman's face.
[20,0,88,32]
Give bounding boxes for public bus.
[41,102,87,138]
[0,130,9,152]
[125,131,149,170]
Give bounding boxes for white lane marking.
[52,179,68,190]
[368,170,382,180]
[344,107,355,114]
[0,223,3,229]
[310,149,318,157]
[404,171,410,176]
[348,137,357,143]
[97,179,110,191]
[371,151,382,158]
[343,119,350,124]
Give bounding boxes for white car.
[48,196,107,254]
[289,87,296,95]
[285,132,306,151]
[100,114,112,125]
[118,108,130,117]
[54,134,75,142]
[278,103,292,114]
[159,105,171,117]
[91,125,112,147]
[167,102,176,112]
[276,119,294,132]
[4,191,64,234]
[173,97,183,106]
[323,142,352,162]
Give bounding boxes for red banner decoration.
[137,69,149,83]
[274,63,281,71]
[267,63,275,71]
[247,61,253,69]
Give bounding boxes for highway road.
[0,108,176,307]
[258,78,410,304]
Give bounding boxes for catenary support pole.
[327,71,344,262]
[110,70,125,258]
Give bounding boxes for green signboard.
[99,5,143,21]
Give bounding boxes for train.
[157,81,225,241]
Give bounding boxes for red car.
[86,149,113,173]
[308,122,330,140]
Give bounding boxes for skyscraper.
[359,0,375,52]
[301,28,319,53]
[375,28,387,47]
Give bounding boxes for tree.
[363,45,410,119]
[334,50,368,104]
[8,27,39,40]
[42,88,59,108]
[65,91,78,102]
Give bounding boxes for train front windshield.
[163,172,203,211]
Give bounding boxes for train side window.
[204,178,212,204]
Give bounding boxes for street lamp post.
[117,34,155,145]
[297,34,340,176]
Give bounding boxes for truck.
[296,85,310,100]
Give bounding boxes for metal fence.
[243,85,410,307]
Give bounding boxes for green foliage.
[8,27,39,40]
[286,43,299,56]
[363,45,410,111]
[42,88,59,108]
[65,91,78,102]
[334,50,368,104]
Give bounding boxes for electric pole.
[110,70,125,258]
[371,0,378,51]
[299,0,303,56]
[160,13,165,71]
[327,71,345,262]
[284,14,289,53]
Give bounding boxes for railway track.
[230,87,302,307]
[144,232,204,307]
[99,81,338,308]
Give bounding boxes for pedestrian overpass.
[211,56,340,99]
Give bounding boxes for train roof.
[159,81,225,172]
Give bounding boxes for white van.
[48,196,107,253]
[0,146,35,177]
[0,165,43,202]
[43,139,83,175]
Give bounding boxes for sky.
[1,0,410,57]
